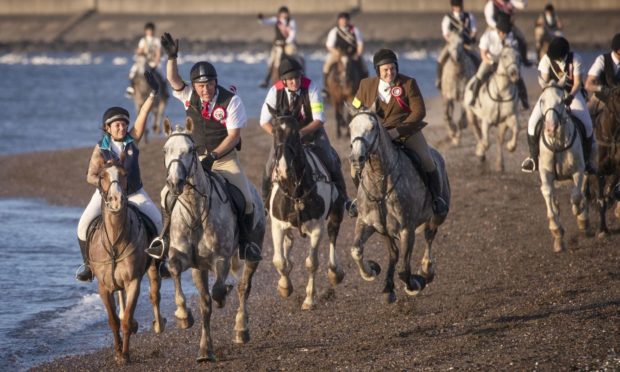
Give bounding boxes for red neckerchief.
[201,101,210,120]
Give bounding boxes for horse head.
[347,102,382,173]
[540,83,569,138]
[497,45,521,83]
[267,104,304,182]
[447,32,465,63]
[163,117,197,195]
[98,160,128,213]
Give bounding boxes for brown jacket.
[352,74,427,137]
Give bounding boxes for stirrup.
[75,264,93,282]
[521,158,537,173]
[146,237,166,260]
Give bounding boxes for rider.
[151,32,262,262]
[322,12,368,94]
[259,57,355,216]
[125,22,162,97]
[585,33,620,118]
[484,0,532,67]
[469,14,529,109]
[76,73,162,282]
[436,0,478,90]
[258,6,298,88]
[534,3,563,60]
[521,36,594,173]
[350,49,449,216]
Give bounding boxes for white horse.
[464,45,521,171]
[440,32,477,145]
[537,84,589,252]
[161,118,264,362]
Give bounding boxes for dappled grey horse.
[464,45,521,171]
[161,118,264,362]
[348,108,450,303]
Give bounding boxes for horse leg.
[302,223,323,310]
[211,256,231,309]
[505,114,518,152]
[192,268,216,363]
[382,235,399,304]
[120,279,140,363]
[541,171,565,252]
[233,259,259,344]
[334,100,343,139]
[496,122,507,172]
[168,257,194,329]
[147,260,166,334]
[597,175,610,238]
[419,222,439,284]
[350,221,379,281]
[395,227,421,297]
[272,222,293,298]
[571,170,588,232]
[327,206,345,286]
[117,290,125,321]
[99,284,123,363]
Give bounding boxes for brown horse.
[89,161,165,364]
[131,56,168,141]
[590,87,620,238]
[325,55,367,139]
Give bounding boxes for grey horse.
[348,108,450,303]
[161,118,264,362]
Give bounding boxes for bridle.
[486,46,520,104]
[540,86,577,153]
[165,132,198,195]
[98,167,127,214]
[350,111,380,165]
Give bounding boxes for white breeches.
[77,188,162,240]
[527,91,593,137]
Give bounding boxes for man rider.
[469,14,529,109]
[147,32,262,262]
[125,22,162,97]
[351,49,449,216]
[259,57,355,217]
[585,33,620,120]
[322,12,368,94]
[258,6,298,88]
[484,0,532,67]
[436,0,479,90]
[521,37,594,173]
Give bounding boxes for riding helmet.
[278,6,289,14]
[547,37,570,60]
[338,12,350,20]
[373,48,398,74]
[450,0,463,7]
[544,3,554,12]
[190,61,217,83]
[495,14,512,34]
[612,33,620,52]
[279,57,303,79]
[102,106,130,129]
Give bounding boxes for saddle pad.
[303,147,331,183]
[224,181,246,217]
[128,203,158,241]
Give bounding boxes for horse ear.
[186,117,194,133]
[267,104,278,119]
[344,101,359,117]
[163,117,172,136]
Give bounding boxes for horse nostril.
[358,155,365,163]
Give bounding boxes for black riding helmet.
[102,106,130,130]
[612,33,620,52]
[451,0,463,7]
[190,61,217,83]
[279,57,303,79]
[373,48,398,75]
[547,37,570,60]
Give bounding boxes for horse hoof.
[553,240,565,253]
[196,352,216,363]
[233,330,250,344]
[115,353,129,365]
[384,292,397,304]
[152,317,167,334]
[597,230,609,239]
[277,284,293,298]
[176,310,194,330]
[301,301,316,311]
[418,266,435,284]
[405,275,427,296]
[328,266,345,286]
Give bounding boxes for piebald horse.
[89,161,165,364]
[439,32,477,145]
[162,118,264,361]
[348,107,450,303]
[464,45,521,171]
[267,105,346,310]
[537,84,589,252]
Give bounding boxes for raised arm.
[161,32,184,90]
[129,71,159,142]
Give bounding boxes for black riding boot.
[521,134,539,172]
[583,135,595,173]
[261,172,272,213]
[76,239,93,282]
[517,78,530,109]
[426,169,449,216]
[469,78,481,106]
[239,211,262,262]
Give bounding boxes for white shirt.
[110,140,124,157]
[377,79,393,104]
[260,81,325,125]
[479,29,516,61]
[538,52,583,87]
[325,25,364,49]
[260,16,297,44]
[137,36,161,68]
[441,12,477,38]
[587,53,620,78]
[484,0,527,29]
[173,85,247,129]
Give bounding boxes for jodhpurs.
[475,61,495,81]
[208,150,254,215]
[527,90,593,137]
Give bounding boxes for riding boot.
[469,78,481,106]
[521,134,539,172]
[583,135,595,174]
[76,239,93,282]
[261,172,272,213]
[426,169,449,216]
[239,211,262,262]
[517,78,530,109]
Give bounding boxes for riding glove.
[161,33,179,59]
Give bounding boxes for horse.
[266,105,346,310]
[89,161,165,364]
[439,32,478,145]
[347,107,450,304]
[534,22,563,63]
[464,45,521,172]
[325,54,368,139]
[131,55,168,140]
[161,117,264,362]
[537,84,589,252]
[590,87,620,238]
